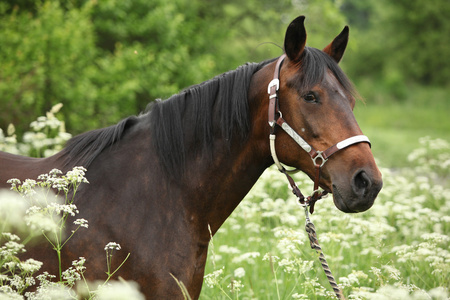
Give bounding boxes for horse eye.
[303,92,317,103]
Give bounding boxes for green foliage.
[1,0,449,136]
[0,0,351,135]
[383,0,450,85]
[342,0,450,89]
[0,1,97,134]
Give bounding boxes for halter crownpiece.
[268,54,371,213]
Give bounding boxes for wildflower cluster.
[203,138,449,299]
[7,167,89,243]
[407,136,450,177]
[1,167,90,296]
[0,167,140,298]
[0,234,42,295]
[0,103,71,157]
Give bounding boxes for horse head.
[251,16,382,213]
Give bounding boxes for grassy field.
[354,83,450,168]
[201,85,450,299]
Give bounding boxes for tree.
[0,1,97,133]
[341,0,450,86]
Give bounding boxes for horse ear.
[284,16,307,63]
[323,26,349,63]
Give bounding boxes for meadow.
[200,145,449,299]
[0,85,449,299]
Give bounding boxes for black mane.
[148,61,271,176]
[60,50,355,174]
[61,116,139,168]
[60,61,271,170]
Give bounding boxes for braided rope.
[305,219,346,300]
[280,164,346,298]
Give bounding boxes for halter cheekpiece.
[268,54,371,213]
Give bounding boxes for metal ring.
[312,151,327,167]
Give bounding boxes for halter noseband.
[268,54,371,213]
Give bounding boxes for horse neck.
[182,139,270,237]
[181,63,275,237]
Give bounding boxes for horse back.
[0,151,64,188]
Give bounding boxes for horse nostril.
[352,170,372,196]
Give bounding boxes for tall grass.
[354,82,450,168]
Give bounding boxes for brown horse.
[0,16,382,299]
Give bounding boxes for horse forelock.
[294,47,357,98]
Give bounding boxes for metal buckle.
[267,79,280,94]
[312,151,327,167]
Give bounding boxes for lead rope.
[300,202,346,300]
[282,168,345,299]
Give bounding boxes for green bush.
[0,1,97,134]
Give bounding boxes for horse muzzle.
[332,169,383,213]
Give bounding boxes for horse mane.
[60,61,271,170]
[61,116,139,168]
[148,60,272,176]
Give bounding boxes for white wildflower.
[204,268,224,288]
[2,241,25,257]
[218,245,240,254]
[74,218,89,228]
[278,258,297,274]
[72,257,86,272]
[233,267,245,278]
[228,279,243,293]
[292,293,309,299]
[95,280,145,300]
[66,166,89,184]
[2,233,20,242]
[382,265,401,281]
[104,242,121,251]
[263,253,280,262]
[62,267,81,285]
[231,252,260,264]
[9,275,25,290]
[19,258,43,274]
[6,178,21,189]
